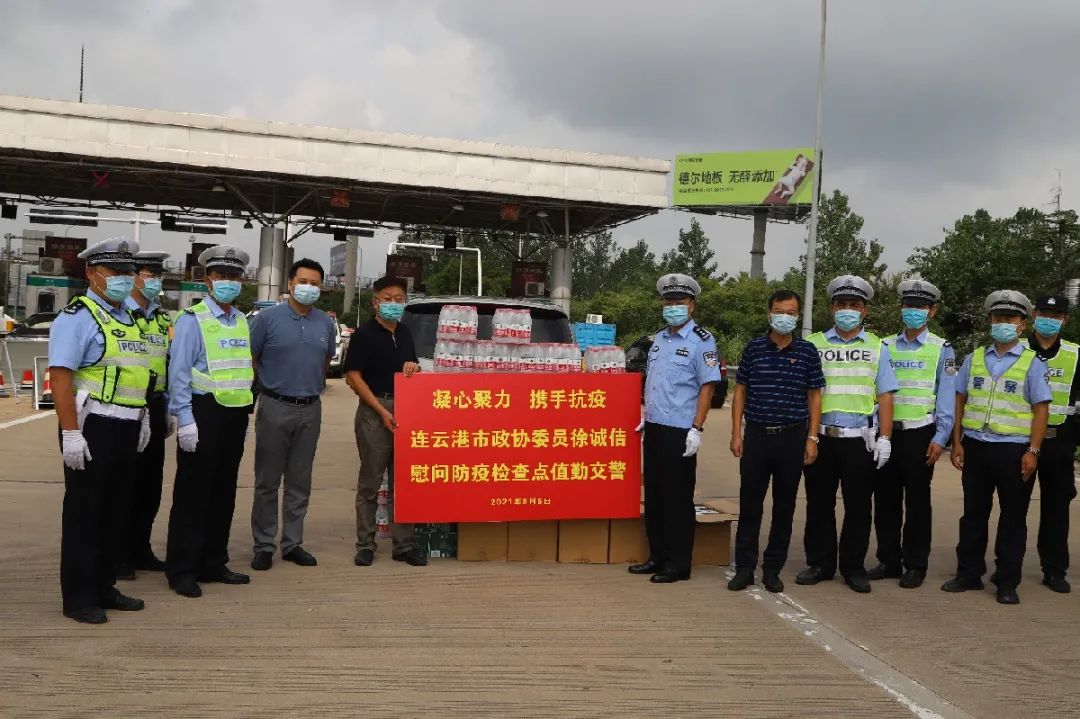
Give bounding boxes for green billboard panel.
[673,148,816,207]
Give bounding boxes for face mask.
[990,322,1019,343]
[901,308,929,330]
[292,284,321,306]
[833,309,862,332]
[662,305,690,327]
[99,272,134,303]
[140,277,163,301]
[378,301,405,322]
[1034,317,1063,337]
[769,313,799,335]
[211,279,242,304]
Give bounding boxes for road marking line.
[724,569,974,719]
[0,410,54,431]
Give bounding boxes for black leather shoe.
[250,551,273,571]
[899,569,925,589]
[63,607,107,624]
[114,562,135,581]
[762,572,784,593]
[867,563,902,581]
[997,588,1020,605]
[171,578,202,598]
[282,547,318,567]
[199,568,250,585]
[628,560,661,575]
[392,549,428,566]
[650,570,690,584]
[795,566,831,585]
[132,554,166,572]
[354,549,375,567]
[727,568,754,591]
[844,575,872,593]
[102,589,144,611]
[941,576,984,593]
[1043,574,1071,593]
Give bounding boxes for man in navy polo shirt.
[728,289,825,593]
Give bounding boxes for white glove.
[177,423,199,453]
[683,427,703,458]
[165,416,177,439]
[137,412,151,453]
[873,436,892,469]
[61,429,93,471]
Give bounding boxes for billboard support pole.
[343,234,358,316]
[802,0,827,338]
[751,208,767,279]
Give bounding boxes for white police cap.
[133,250,170,271]
[826,274,874,302]
[197,245,249,273]
[983,290,1032,317]
[77,237,138,268]
[657,273,701,298]
[897,279,941,305]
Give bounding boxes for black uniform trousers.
[955,438,1034,590]
[122,393,167,564]
[60,414,140,612]
[166,393,249,583]
[643,422,697,575]
[1036,433,1077,578]
[873,424,936,572]
[803,435,874,579]
[734,424,805,572]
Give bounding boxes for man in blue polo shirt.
[249,258,337,571]
[729,289,825,593]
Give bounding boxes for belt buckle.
[1046,427,1058,440]
[823,426,842,438]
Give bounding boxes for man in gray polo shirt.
[249,258,336,571]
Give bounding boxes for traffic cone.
[20,370,34,390]
[0,371,8,398]
[40,370,53,405]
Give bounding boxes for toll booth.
[24,274,87,314]
[178,281,208,309]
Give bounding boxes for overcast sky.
[2,0,1079,281]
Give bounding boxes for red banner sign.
[394,372,642,522]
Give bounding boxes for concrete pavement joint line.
[723,569,974,719]
[0,410,54,431]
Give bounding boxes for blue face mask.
[140,277,162,301]
[990,322,1019,343]
[769,313,799,335]
[211,279,242,304]
[99,272,134,303]
[378,301,405,322]
[1034,316,1063,337]
[833,309,862,331]
[292,283,321,306]
[901,308,929,330]
[662,305,690,327]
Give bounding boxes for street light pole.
[802,0,827,338]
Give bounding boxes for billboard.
[511,261,547,298]
[386,254,423,293]
[44,237,87,278]
[329,243,348,277]
[673,148,816,207]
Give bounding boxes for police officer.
[869,280,955,588]
[48,238,153,623]
[944,290,1050,605]
[117,250,173,577]
[1024,295,1078,593]
[166,245,254,598]
[798,275,899,594]
[628,274,721,583]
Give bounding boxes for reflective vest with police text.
[188,300,254,407]
[887,332,945,422]
[70,295,152,407]
[961,347,1035,437]
[809,331,881,416]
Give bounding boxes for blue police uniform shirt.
[168,296,244,427]
[249,301,335,398]
[955,343,1052,444]
[644,318,722,429]
[48,289,136,369]
[888,329,957,446]
[820,327,900,429]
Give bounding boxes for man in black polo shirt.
[728,289,825,593]
[344,276,426,568]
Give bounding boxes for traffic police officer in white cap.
[628,273,721,583]
[798,275,899,594]
[869,280,955,589]
[48,238,154,623]
[166,245,255,598]
[945,290,1050,604]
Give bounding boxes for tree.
[661,217,719,280]
[570,231,620,299]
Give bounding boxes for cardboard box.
[608,504,649,564]
[692,502,736,566]
[557,519,611,563]
[507,520,559,561]
[457,522,508,561]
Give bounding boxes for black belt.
[261,388,319,406]
[746,420,807,436]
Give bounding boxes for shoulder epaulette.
[62,297,87,315]
[693,325,711,341]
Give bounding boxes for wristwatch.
[807,435,820,444]
[692,424,705,432]
[1027,446,1041,456]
